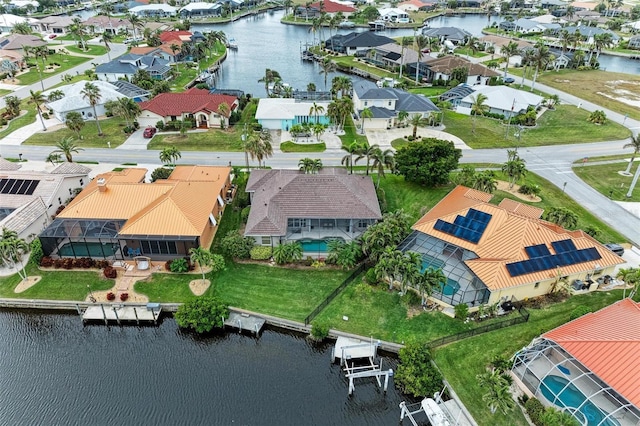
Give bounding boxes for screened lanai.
[40,218,127,259]
[398,231,490,306]
[512,339,640,426]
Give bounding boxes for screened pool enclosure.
[397,231,490,306]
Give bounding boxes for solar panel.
[525,244,551,258]
[506,245,604,277]
[432,209,492,244]
[551,239,577,253]
[0,178,39,195]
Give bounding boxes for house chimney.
[97,178,107,192]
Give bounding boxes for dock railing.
[304,263,365,325]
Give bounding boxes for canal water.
[0,310,407,425]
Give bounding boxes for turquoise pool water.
[420,255,445,272]
[59,242,117,258]
[540,375,620,426]
[438,279,460,296]
[299,239,344,253]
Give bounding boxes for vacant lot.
[573,161,640,201]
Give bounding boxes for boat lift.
[400,398,452,426]
[344,358,393,396]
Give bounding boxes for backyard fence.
[426,304,530,349]
[303,263,365,326]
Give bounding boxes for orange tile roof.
[543,299,640,408]
[59,166,230,237]
[412,186,624,291]
[139,89,238,117]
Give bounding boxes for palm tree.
[519,48,536,88]
[47,90,65,102]
[217,102,230,129]
[355,143,379,175]
[318,58,336,90]
[360,107,373,134]
[0,228,30,281]
[29,90,47,131]
[81,82,103,136]
[246,130,273,168]
[399,36,412,79]
[331,76,352,98]
[472,170,498,193]
[258,68,281,97]
[189,247,215,282]
[101,31,114,61]
[544,207,578,229]
[530,43,552,92]
[409,113,429,138]
[309,102,325,124]
[623,135,640,175]
[502,150,527,189]
[341,141,361,174]
[65,112,85,138]
[298,157,315,174]
[501,41,519,78]
[52,137,83,162]
[127,13,144,42]
[418,267,445,305]
[477,369,515,414]
[159,146,181,166]
[397,110,409,127]
[470,93,489,133]
[371,147,395,188]
[69,17,87,51]
[414,35,429,84]
[11,22,31,35]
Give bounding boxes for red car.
[48,34,58,39]
[143,127,157,138]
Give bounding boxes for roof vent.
[97,178,107,192]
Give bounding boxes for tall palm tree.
[52,136,83,162]
[258,68,281,97]
[11,22,31,35]
[309,102,325,124]
[409,113,429,138]
[501,150,527,189]
[101,31,114,61]
[189,247,215,282]
[127,13,144,42]
[371,147,395,188]
[246,129,273,168]
[501,40,519,78]
[470,93,489,134]
[360,107,373,134]
[31,46,49,91]
[341,141,361,174]
[414,35,429,84]
[623,134,640,175]
[472,170,498,193]
[355,143,379,176]
[337,96,353,130]
[70,17,87,51]
[530,43,552,92]
[318,57,336,91]
[0,228,30,281]
[476,369,515,414]
[519,48,536,88]
[81,82,103,136]
[399,36,412,79]
[29,90,47,131]
[217,102,230,129]
[331,76,352,98]
[418,267,445,305]
[159,146,181,166]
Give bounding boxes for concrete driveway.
[118,128,151,150]
[365,127,470,151]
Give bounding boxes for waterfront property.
[323,31,394,56]
[129,4,178,18]
[83,16,131,35]
[179,2,222,18]
[407,56,499,86]
[33,15,74,35]
[442,84,544,118]
[294,0,356,19]
[138,88,238,129]
[96,54,171,82]
[0,163,89,241]
[397,186,624,308]
[421,27,471,45]
[243,168,381,254]
[254,98,330,130]
[39,166,232,260]
[512,299,640,426]
[0,33,46,56]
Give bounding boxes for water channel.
[0,310,407,425]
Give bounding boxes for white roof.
[130,4,177,13]
[461,85,544,112]
[9,0,39,8]
[530,14,565,24]
[0,13,38,26]
[44,81,126,114]
[255,98,331,120]
[378,7,407,15]
[623,20,640,30]
[180,2,220,11]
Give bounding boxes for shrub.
[402,289,421,307]
[170,258,189,273]
[155,120,165,131]
[220,231,254,259]
[106,292,116,301]
[518,183,541,196]
[119,292,129,301]
[29,239,43,266]
[454,303,469,320]
[96,260,109,269]
[174,297,229,333]
[61,258,74,269]
[39,256,54,267]
[395,341,443,398]
[42,112,49,119]
[240,206,250,223]
[354,282,373,298]
[309,321,330,341]
[363,268,379,286]
[524,398,545,426]
[103,266,117,279]
[250,246,272,261]
[150,167,172,182]
[570,305,592,321]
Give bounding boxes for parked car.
[503,77,515,84]
[48,34,58,39]
[604,243,624,256]
[143,127,157,138]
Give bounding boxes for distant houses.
[324,32,395,55]
[95,54,171,82]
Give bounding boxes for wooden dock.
[81,303,162,325]
[224,311,266,336]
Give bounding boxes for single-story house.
[512,299,640,426]
[255,98,331,130]
[372,42,430,70]
[129,4,178,17]
[408,56,499,86]
[130,43,185,63]
[295,0,356,19]
[397,186,624,307]
[378,7,410,23]
[629,35,640,50]
[96,54,171,82]
[244,168,382,255]
[622,20,640,32]
[138,88,238,129]
[455,85,544,118]
[114,1,147,14]
[179,2,222,17]
[33,15,74,34]
[0,162,89,241]
[352,80,440,129]
[421,26,471,45]
[479,35,533,54]
[83,16,131,35]
[530,14,566,25]
[0,14,38,34]
[563,26,620,45]
[324,31,394,55]
[39,166,232,260]
[0,48,23,71]
[159,30,205,45]
[0,33,46,56]
[44,80,149,122]
[398,0,437,12]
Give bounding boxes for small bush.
[29,239,44,266]
[518,183,541,196]
[169,258,189,273]
[119,292,129,301]
[250,246,272,261]
[103,266,117,279]
[42,112,50,119]
[570,305,592,321]
[150,167,172,182]
[524,398,545,426]
[402,289,421,306]
[363,268,379,286]
[220,231,254,259]
[106,292,116,301]
[39,256,54,267]
[309,321,330,341]
[156,120,165,131]
[240,206,251,223]
[454,303,469,320]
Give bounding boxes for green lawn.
[135,262,350,321]
[332,56,399,80]
[171,46,226,91]
[408,86,448,98]
[17,56,91,86]
[280,141,326,152]
[0,265,115,300]
[65,44,108,56]
[453,47,488,58]
[434,290,631,426]
[338,115,369,147]
[0,89,11,96]
[23,117,130,148]
[573,161,640,202]
[0,104,36,140]
[443,105,630,149]
[378,174,453,223]
[49,74,89,89]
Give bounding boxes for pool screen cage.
[40,218,126,259]
[512,338,640,426]
[397,231,490,307]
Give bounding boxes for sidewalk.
[1,116,62,145]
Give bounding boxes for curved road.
[1,45,639,245]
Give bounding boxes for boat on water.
[338,20,355,29]
[227,38,238,50]
[368,20,386,31]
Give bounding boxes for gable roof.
[329,31,395,48]
[84,16,131,28]
[139,88,238,117]
[255,98,330,120]
[309,0,356,12]
[460,85,544,112]
[426,56,499,77]
[244,169,382,236]
[412,186,624,291]
[159,30,193,43]
[0,34,46,50]
[543,299,640,408]
[422,26,471,41]
[95,53,170,76]
[44,80,131,113]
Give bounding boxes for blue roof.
[96,54,170,76]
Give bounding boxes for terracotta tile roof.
[498,198,543,219]
[245,169,382,236]
[159,30,192,43]
[139,89,238,117]
[426,56,500,77]
[309,0,356,12]
[59,166,230,237]
[412,186,624,291]
[543,299,640,408]
[129,46,158,55]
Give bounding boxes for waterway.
[0,310,407,425]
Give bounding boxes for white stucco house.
[456,85,544,118]
[255,98,331,130]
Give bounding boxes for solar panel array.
[506,239,602,277]
[0,179,39,196]
[433,208,492,244]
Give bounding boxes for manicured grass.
[49,74,89,89]
[17,56,91,86]
[434,290,631,426]
[338,115,369,147]
[0,104,37,140]
[408,86,448,98]
[0,89,11,96]
[135,262,350,321]
[65,44,108,56]
[0,265,115,300]
[453,47,488,58]
[23,117,129,148]
[170,47,225,91]
[377,174,454,223]
[332,56,399,80]
[443,105,630,149]
[391,138,408,150]
[533,69,640,121]
[573,161,640,202]
[280,141,326,152]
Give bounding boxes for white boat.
[338,21,355,29]
[368,20,386,31]
[227,38,238,50]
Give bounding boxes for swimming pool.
[58,242,117,258]
[299,238,344,253]
[420,255,446,272]
[438,278,460,296]
[540,375,620,426]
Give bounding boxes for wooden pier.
[80,303,162,325]
[224,311,266,336]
